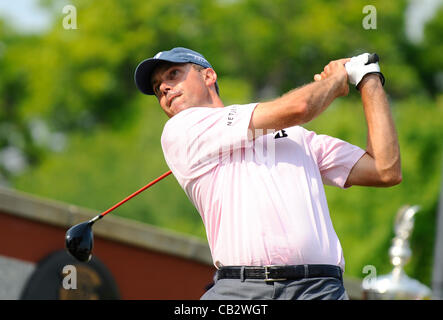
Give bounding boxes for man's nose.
[159,81,173,95]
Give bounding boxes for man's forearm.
[251,76,343,132]
[360,75,402,183]
[290,75,343,124]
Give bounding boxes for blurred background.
[0,0,442,289]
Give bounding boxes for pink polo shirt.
[161,103,366,271]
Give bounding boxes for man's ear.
[203,68,217,88]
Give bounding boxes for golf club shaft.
[89,170,172,223]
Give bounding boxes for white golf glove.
[345,53,385,89]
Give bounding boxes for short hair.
[191,64,220,96]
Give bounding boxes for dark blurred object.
[20,250,120,300]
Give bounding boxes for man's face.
[151,62,211,118]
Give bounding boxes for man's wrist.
[358,74,383,92]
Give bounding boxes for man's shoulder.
[161,107,222,143]
[164,104,256,129]
[166,106,221,123]
[161,103,258,146]
[283,125,310,137]
[171,103,255,119]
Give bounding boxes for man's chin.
[170,102,193,115]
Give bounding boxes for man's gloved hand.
[345,53,385,89]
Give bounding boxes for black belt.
[216,264,342,282]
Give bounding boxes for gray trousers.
[201,276,349,300]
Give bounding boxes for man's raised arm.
[249,59,350,135]
[345,74,402,187]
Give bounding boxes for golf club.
[65,170,172,262]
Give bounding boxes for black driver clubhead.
[65,221,94,262]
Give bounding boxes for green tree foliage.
[406,5,443,96]
[2,0,442,284]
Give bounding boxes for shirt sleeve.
[161,103,258,181]
[303,128,366,189]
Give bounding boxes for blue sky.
[0,0,52,33]
[406,0,443,42]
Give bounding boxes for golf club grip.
[366,53,379,65]
[99,170,172,218]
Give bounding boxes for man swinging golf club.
[134,48,401,300]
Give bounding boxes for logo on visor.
[186,53,207,64]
